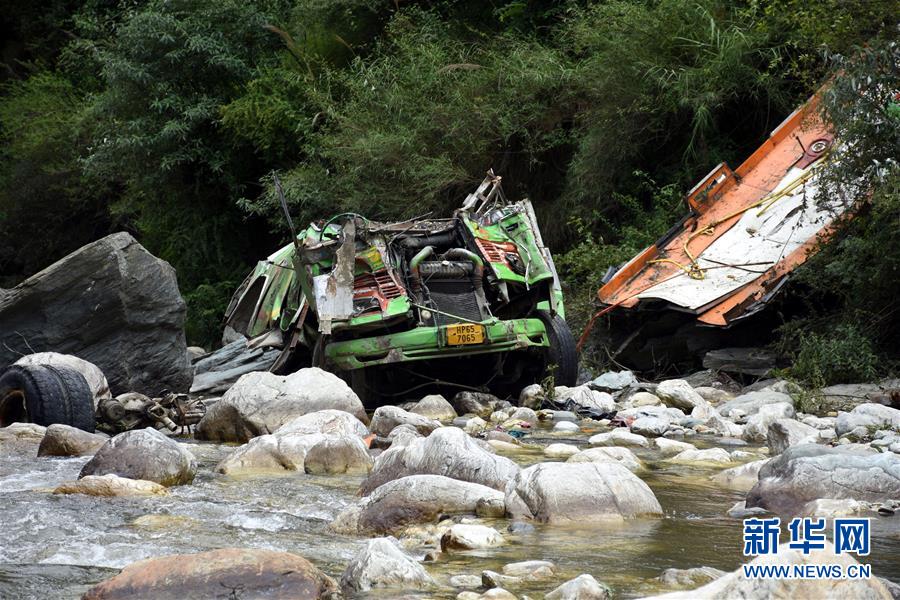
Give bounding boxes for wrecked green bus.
[223,171,576,401]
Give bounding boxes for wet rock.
[711,459,768,491]
[519,384,545,410]
[451,574,484,588]
[727,500,768,518]
[459,589,518,600]
[555,386,616,414]
[639,542,892,600]
[80,428,196,486]
[464,416,489,435]
[216,409,370,475]
[15,352,111,408]
[304,436,373,475]
[38,424,108,457]
[704,412,744,438]
[332,474,505,535]
[502,560,556,578]
[589,370,638,391]
[0,233,192,397]
[589,429,649,448]
[482,570,521,589]
[53,474,167,497]
[718,390,794,419]
[658,566,726,588]
[360,427,520,494]
[742,402,796,442]
[411,394,458,422]
[0,423,46,454]
[631,416,670,437]
[649,435,691,456]
[800,498,873,518]
[747,444,900,515]
[545,574,611,600]
[441,524,504,550]
[196,368,365,443]
[554,421,580,432]
[544,443,581,459]
[82,548,337,599]
[568,447,643,472]
[656,379,706,411]
[668,448,733,465]
[505,462,662,523]
[388,423,423,448]
[507,522,535,534]
[371,405,441,437]
[453,391,499,418]
[630,392,662,407]
[340,537,435,592]
[835,404,900,437]
[767,419,817,454]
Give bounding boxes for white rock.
[544,443,581,459]
[340,537,435,592]
[836,404,900,436]
[554,421,580,432]
[767,418,818,454]
[718,390,794,419]
[742,402,796,442]
[630,392,662,407]
[631,416,670,437]
[505,462,662,523]
[589,429,649,448]
[654,438,697,457]
[545,574,611,600]
[441,524,504,550]
[668,448,733,465]
[53,474,167,497]
[410,394,458,422]
[656,379,706,410]
[710,459,768,491]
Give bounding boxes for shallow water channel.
[2,424,899,599]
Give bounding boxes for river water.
[2,425,899,599]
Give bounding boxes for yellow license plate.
[446,323,485,345]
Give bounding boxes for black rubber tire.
[0,364,95,432]
[537,310,578,387]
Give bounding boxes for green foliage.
[184,280,236,349]
[787,324,879,387]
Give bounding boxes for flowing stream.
[2,424,899,599]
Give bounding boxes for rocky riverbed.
[2,369,899,599]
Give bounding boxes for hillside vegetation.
[1,0,896,382]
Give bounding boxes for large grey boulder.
[767,419,817,454]
[746,444,900,515]
[441,524,504,550]
[568,447,643,472]
[15,352,111,409]
[639,542,892,599]
[370,405,441,437]
[196,368,366,443]
[0,233,191,396]
[836,404,900,437]
[742,402,795,442]
[216,409,368,475]
[340,537,434,593]
[505,462,662,523]
[819,383,887,413]
[303,436,373,475]
[79,428,196,486]
[38,424,108,457]
[360,427,519,495]
[332,474,505,535]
